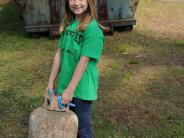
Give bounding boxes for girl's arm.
[62,56,89,104]
[47,48,61,90]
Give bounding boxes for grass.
[0,0,184,137]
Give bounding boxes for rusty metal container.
[15,0,65,38]
[98,0,139,31]
[15,0,138,37]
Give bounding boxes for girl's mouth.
[73,8,81,10]
[72,6,82,10]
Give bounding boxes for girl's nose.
[74,0,80,5]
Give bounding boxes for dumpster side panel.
[106,0,138,20]
[15,0,51,26]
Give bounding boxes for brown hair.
[59,0,97,32]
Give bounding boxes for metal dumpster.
[15,0,138,37]
[98,0,139,31]
[15,0,65,38]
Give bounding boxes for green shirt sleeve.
[81,21,104,61]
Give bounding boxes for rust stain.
[129,0,139,14]
[15,0,27,14]
[98,0,108,21]
[49,0,61,24]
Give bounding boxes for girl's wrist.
[47,83,54,89]
[66,86,75,94]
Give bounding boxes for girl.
[46,0,104,137]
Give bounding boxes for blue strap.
[48,89,56,96]
[57,96,76,109]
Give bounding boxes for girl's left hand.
[61,88,74,104]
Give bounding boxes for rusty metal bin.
[15,0,65,38]
[15,0,138,37]
[98,0,139,31]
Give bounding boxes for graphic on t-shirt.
[65,29,83,45]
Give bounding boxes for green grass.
[0,0,184,137]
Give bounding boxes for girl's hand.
[45,85,54,93]
[62,88,74,104]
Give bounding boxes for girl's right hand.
[46,84,54,92]
[46,84,54,90]
[45,85,54,96]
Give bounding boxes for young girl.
[46,0,104,137]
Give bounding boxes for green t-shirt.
[57,19,104,100]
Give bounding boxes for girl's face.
[69,0,88,18]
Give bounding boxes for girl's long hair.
[59,0,97,32]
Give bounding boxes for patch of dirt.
[136,0,184,39]
[147,17,184,39]
[161,0,184,2]
[0,0,11,5]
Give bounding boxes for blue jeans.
[70,98,93,138]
